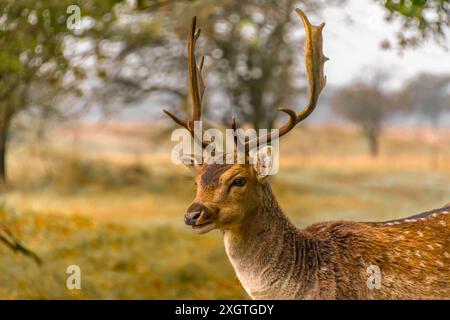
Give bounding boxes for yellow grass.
[0,122,449,299]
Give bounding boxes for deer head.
[164,9,328,234]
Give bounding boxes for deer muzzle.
[185,203,217,234]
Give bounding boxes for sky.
[320,0,450,88]
[106,0,450,121]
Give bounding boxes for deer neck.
[223,183,321,299]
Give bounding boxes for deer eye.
[231,178,246,187]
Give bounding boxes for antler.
[163,17,206,146]
[164,10,327,154]
[244,8,328,148]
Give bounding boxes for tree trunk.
[0,117,10,187]
[367,129,379,157]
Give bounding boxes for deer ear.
[179,154,202,173]
[251,145,274,179]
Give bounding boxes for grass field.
[0,122,449,299]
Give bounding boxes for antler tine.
[245,8,328,148]
[163,109,189,130]
[163,16,207,148]
[189,16,204,122]
[199,55,205,72]
[231,116,238,146]
[231,116,237,131]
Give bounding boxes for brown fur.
[168,8,449,300]
[186,163,450,300]
[200,164,233,189]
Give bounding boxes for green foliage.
[0,0,128,183]
[0,0,122,103]
[379,0,449,48]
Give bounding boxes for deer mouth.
[192,221,216,234]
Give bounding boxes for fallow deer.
[163,9,450,299]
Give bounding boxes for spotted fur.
[223,183,450,299]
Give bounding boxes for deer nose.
[185,211,201,225]
[185,203,208,226]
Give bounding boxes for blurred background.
[0,0,449,299]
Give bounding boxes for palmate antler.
[245,8,328,148]
[164,9,328,154]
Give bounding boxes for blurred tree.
[83,0,448,131]
[101,0,333,129]
[0,0,124,186]
[402,73,450,127]
[179,0,314,130]
[331,74,404,157]
[376,0,449,49]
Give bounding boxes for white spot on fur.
[436,260,444,267]
[394,221,401,225]
[420,261,426,267]
[386,222,394,226]
[442,210,449,214]
[416,251,422,258]
[397,235,405,240]
[439,220,446,226]
[420,218,426,221]
[435,243,443,248]
[417,231,424,237]
[444,252,450,258]
[432,213,438,218]
[427,244,433,250]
